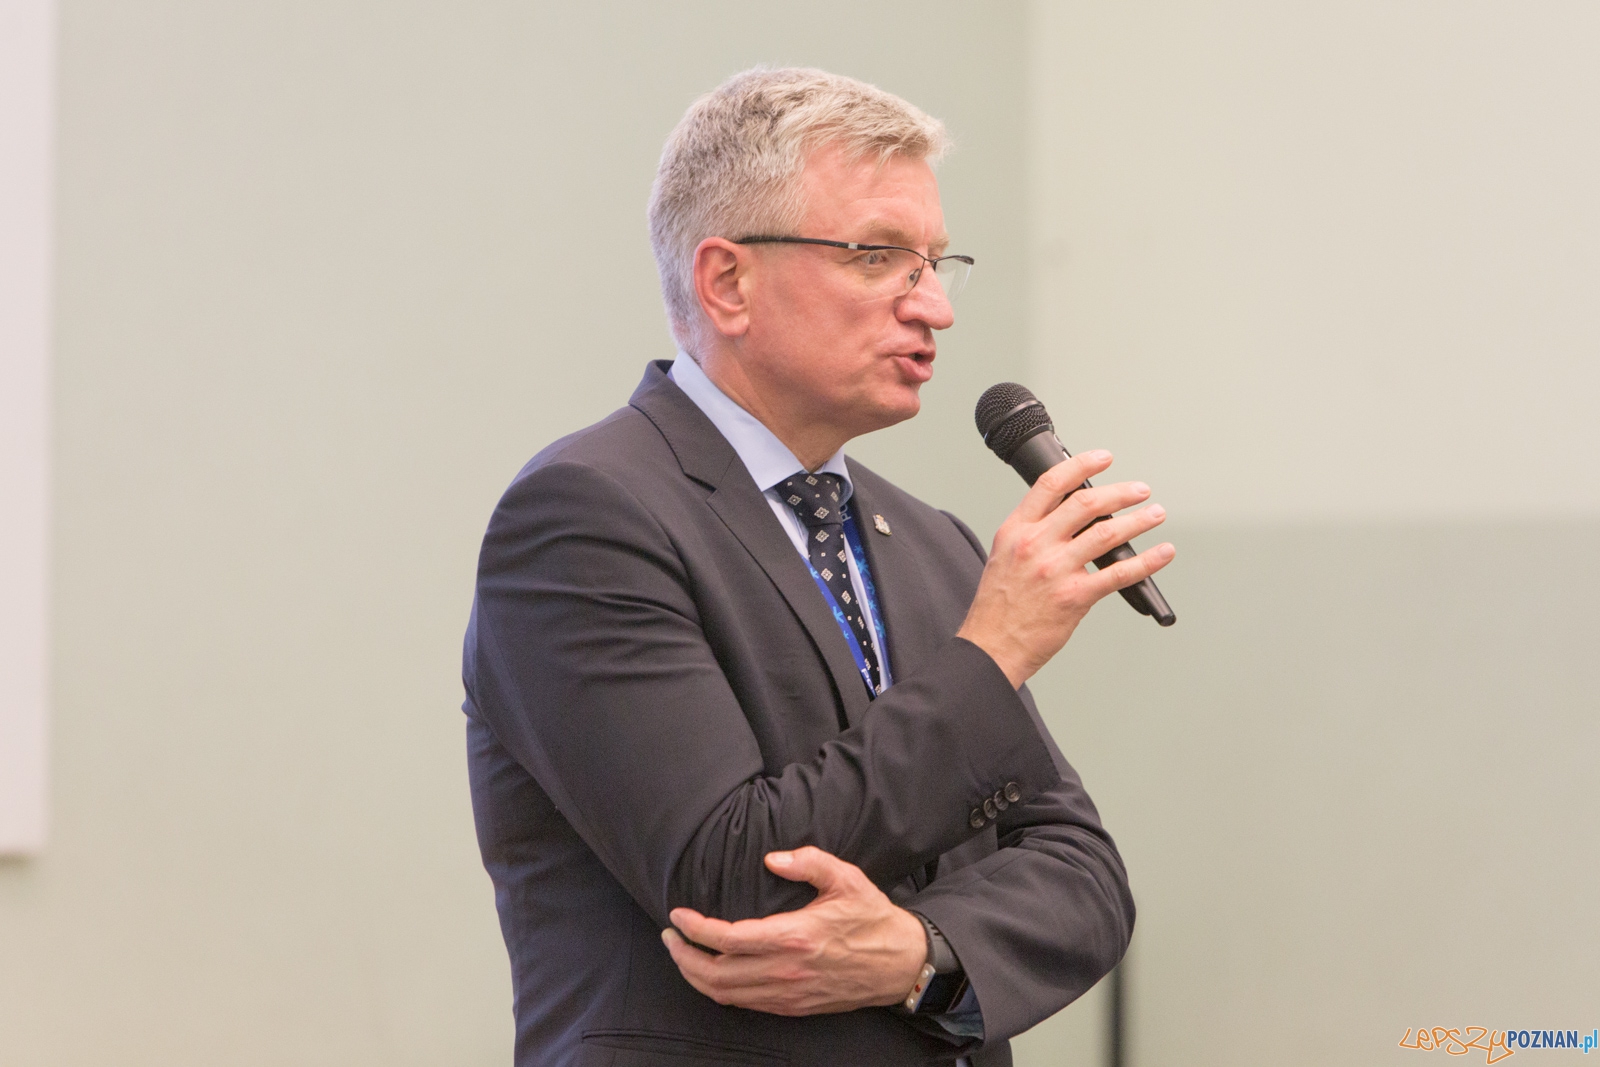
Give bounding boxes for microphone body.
[976,384,1176,627]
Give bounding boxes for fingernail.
[1089,450,1112,462]
[1147,504,1166,519]
[1158,543,1175,559]
[767,851,793,866]
[1133,482,1150,496]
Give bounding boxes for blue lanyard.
[800,506,892,697]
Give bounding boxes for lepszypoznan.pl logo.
[1400,1027,1599,1063]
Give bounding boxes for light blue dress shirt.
[668,354,984,1048]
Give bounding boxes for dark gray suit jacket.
[463,361,1134,1067]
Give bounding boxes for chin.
[867,390,923,430]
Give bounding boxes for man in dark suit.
[463,68,1174,1066]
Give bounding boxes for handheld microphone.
[974,383,1175,627]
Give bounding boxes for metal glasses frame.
[732,235,974,295]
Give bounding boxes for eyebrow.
[854,222,951,256]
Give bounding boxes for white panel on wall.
[0,0,54,854]
[1030,2,1600,523]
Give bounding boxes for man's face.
[738,143,955,442]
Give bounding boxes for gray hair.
[648,67,951,350]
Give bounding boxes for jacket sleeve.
[904,511,1136,1044]
[469,459,1064,929]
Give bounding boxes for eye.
[860,249,893,267]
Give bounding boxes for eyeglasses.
[733,235,975,303]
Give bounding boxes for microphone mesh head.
[975,382,1054,461]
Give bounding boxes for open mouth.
[893,351,936,382]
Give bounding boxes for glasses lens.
[850,247,923,299]
[833,244,973,303]
[932,257,972,303]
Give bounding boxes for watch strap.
[899,913,969,1015]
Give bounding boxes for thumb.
[765,845,860,896]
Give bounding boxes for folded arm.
[657,727,1135,1040]
[643,453,1156,1034]
[472,459,1060,929]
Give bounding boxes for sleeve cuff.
[933,983,985,1039]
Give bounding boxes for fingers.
[1008,453,1164,561]
[664,926,803,993]
[662,914,822,1012]
[1091,540,1176,594]
[1011,451,1113,523]
[664,849,879,961]
[661,854,924,1017]
[668,907,738,954]
[661,927,749,1007]
[1062,501,1169,566]
[670,904,809,957]
[1044,479,1152,540]
[661,926,707,969]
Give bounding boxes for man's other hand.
[662,846,927,1016]
[958,450,1174,688]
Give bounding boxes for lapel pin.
[873,514,892,536]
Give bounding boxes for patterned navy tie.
[780,471,882,695]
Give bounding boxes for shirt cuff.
[934,983,985,1039]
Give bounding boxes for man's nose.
[899,268,955,329]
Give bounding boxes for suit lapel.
[704,487,871,729]
[630,362,871,729]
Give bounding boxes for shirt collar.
[669,351,852,498]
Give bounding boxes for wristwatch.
[899,912,969,1015]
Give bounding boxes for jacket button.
[1004,782,1022,803]
[993,789,1009,811]
[983,797,998,820]
[969,808,986,830]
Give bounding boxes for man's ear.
[691,237,753,338]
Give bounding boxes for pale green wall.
[0,3,1032,1064]
[1025,3,1600,1065]
[1028,1,1600,525]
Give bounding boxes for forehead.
[797,143,948,248]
